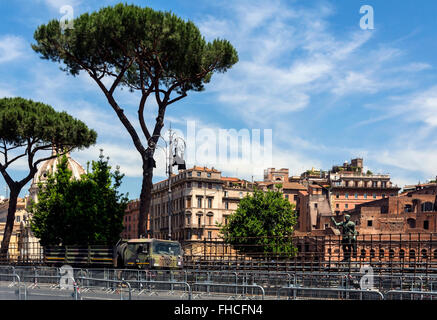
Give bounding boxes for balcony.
[185,223,205,229]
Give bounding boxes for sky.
[1,0,437,199]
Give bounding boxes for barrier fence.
[2,234,437,275]
[183,234,437,274]
[1,266,437,300]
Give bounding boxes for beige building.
[149,166,254,241]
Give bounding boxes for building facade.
[147,166,254,242]
[328,158,400,215]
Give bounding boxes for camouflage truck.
[43,238,183,269]
[115,238,183,269]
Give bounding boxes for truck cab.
[115,238,183,269]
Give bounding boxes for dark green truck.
[43,238,183,269]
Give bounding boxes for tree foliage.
[30,152,128,246]
[220,188,297,258]
[0,97,97,255]
[32,3,239,237]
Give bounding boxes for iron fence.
[2,234,437,275]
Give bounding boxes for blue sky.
[1,0,437,199]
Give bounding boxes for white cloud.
[0,35,27,64]
[39,0,81,10]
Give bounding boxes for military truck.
[43,238,183,269]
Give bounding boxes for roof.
[221,177,240,182]
[282,182,307,190]
[189,166,221,173]
[309,184,323,189]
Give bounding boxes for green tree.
[30,151,128,246]
[0,97,97,256]
[220,188,297,258]
[32,3,239,238]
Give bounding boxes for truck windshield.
[152,241,181,256]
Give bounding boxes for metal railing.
[277,286,384,300]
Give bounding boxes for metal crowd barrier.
[0,273,27,300]
[277,286,384,300]
[384,290,437,300]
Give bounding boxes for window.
[314,203,318,209]
[187,182,192,188]
[407,218,416,228]
[336,204,339,209]
[197,171,201,177]
[336,193,339,199]
[354,193,358,199]
[224,191,228,197]
[373,193,376,199]
[367,220,373,227]
[424,220,429,230]
[207,197,212,208]
[208,183,212,189]
[382,194,386,198]
[188,171,192,177]
[197,215,202,226]
[197,197,202,208]
[345,204,349,209]
[389,249,395,259]
[294,195,298,201]
[207,215,212,225]
[399,249,405,259]
[225,201,229,210]
[198,182,202,188]
[324,224,329,229]
[208,231,212,239]
[372,181,378,188]
[285,194,289,199]
[345,193,349,199]
[186,215,191,225]
[421,249,428,259]
[239,192,243,198]
[422,202,433,212]
[207,173,211,178]
[382,181,386,188]
[16,216,20,223]
[364,193,367,199]
[224,216,229,225]
[186,196,192,208]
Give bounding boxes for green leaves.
[30,152,128,246]
[220,188,298,258]
[32,3,238,93]
[0,97,97,149]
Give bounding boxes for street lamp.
[148,128,186,241]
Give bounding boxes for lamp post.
[148,128,186,241]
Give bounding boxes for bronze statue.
[331,215,358,261]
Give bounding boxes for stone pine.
[32,3,239,238]
[0,97,97,257]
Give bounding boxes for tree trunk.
[0,186,20,260]
[137,160,154,238]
